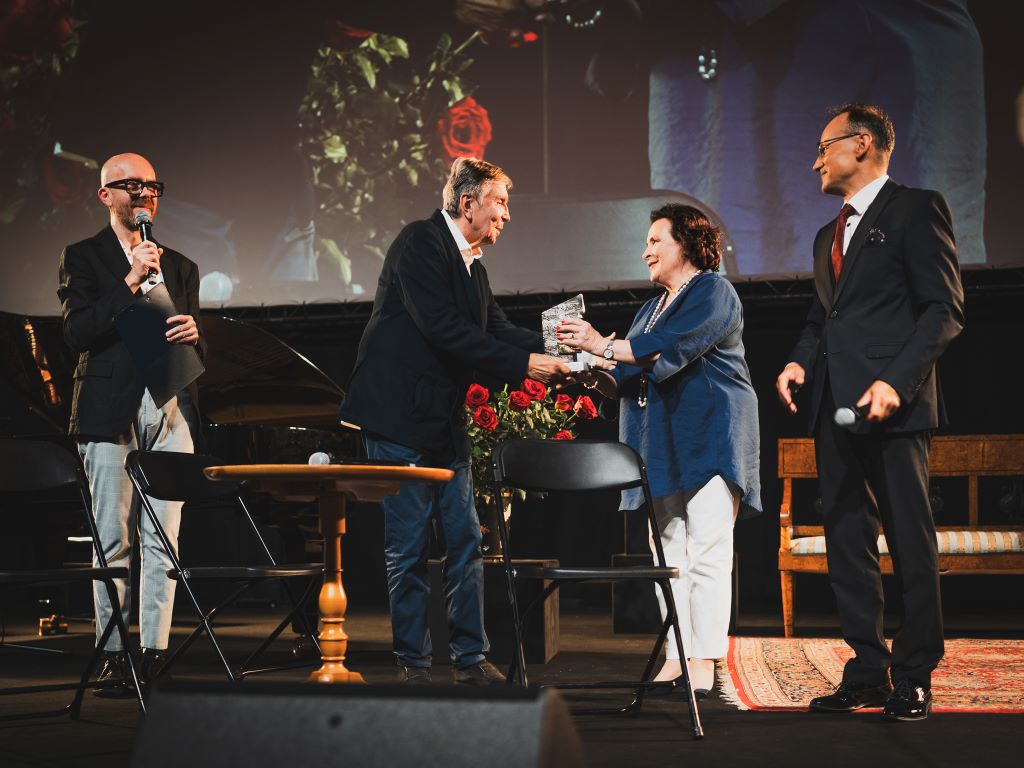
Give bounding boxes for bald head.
[100,153,155,186]
[98,152,160,239]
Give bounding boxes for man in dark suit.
[340,158,571,685]
[775,104,964,721]
[58,152,204,694]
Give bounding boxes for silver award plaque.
[541,294,593,372]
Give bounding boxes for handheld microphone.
[833,404,869,429]
[134,210,157,285]
[308,451,332,465]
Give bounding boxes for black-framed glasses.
[104,178,165,197]
[816,133,864,157]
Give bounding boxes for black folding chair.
[490,438,703,739]
[0,437,144,719]
[123,450,322,682]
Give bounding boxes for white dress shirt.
[839,174,890,255]
[440,209,481,276]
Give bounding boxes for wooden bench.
[778,435,1024,638]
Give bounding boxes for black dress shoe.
[881,680,932,722]
[398,666,432,684]
[453,660,506,686]
[644,674,711,699]
[139,648,168,686]
[93,650,133,698]
[808,681,892,713]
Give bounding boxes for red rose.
[554,394,573,412]
[574,395,598,421]
[437,97,493,164]
[508,390,531,412]
[0,0,73,63]
[552,430,574,441]
[521,379,546,401]
[465,383,490,407]
[42,155,95,206]
[324,20,374,51]
[472,405,498,431]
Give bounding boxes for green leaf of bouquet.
[378,35,410,59]
[318,236,352,284]
[352,52,377,89]
[322,135,348,163]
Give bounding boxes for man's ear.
[460,192,475,218]
[97,187,112,208]
[855,133,873,161]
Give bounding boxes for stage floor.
[1,607,1021,767]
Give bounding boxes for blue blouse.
[609,272,762,518]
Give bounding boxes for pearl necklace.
[638,271,705,408]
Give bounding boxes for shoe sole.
[808,701,887,713]
[881,706,931,722]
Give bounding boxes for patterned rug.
[721,637,1024,713]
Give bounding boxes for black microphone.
[134,210,157,285]
[833,404,869,429]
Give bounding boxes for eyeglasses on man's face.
[816,133,864,158]
[104,178,165,197]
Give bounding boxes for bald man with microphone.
[57,152,204,695]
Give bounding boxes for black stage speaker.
[132,681,585,768]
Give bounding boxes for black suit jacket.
[340,210,543,463]
[788,180,964,435]
[57,225,205,440]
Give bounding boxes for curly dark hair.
[649,203,722,272]
[828,102,895,154]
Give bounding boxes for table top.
[203,464,454,502]
[204,463,454,483]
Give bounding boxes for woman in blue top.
[559,203,761,696]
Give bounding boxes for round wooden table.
[203,463,454,683]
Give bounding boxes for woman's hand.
[557,318,608,355]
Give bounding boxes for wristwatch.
[603,339,615,360]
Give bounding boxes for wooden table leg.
[309,493,365,684]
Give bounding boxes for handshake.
[526,350,615,387]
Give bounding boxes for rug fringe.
[717,659,749,710]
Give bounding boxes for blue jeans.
[364,435,488,668]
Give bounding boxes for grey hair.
[441,157,512,217]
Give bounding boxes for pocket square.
[865,228,887,246]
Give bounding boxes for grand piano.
[0,309,359,598]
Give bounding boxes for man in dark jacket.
[340,158,569,684]
[58,153,204,694]
[776,104,964,721]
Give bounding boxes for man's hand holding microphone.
[123,215,199,346]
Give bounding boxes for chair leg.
[493,494,528,687]
[133,486,238,682]
[69,599,118,720]
[780,570,795,638]
[657,578,704,740]
[238,578,320,675]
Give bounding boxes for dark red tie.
[831,203,857,280]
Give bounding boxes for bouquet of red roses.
[464,379,599,507]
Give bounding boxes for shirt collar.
[845,174,889,216]
[440,209,482,271]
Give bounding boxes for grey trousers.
[78,389,194,651]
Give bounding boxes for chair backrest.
[491,439,646,494]
[0,437,82,494]
[125,450,242,502]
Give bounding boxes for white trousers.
[650,475,739,660]
[79,390,193,651]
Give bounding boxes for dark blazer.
[340,210,543,463]
[788,180,964,435]
[57,225,205,440]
